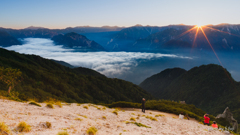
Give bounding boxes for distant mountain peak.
[24,26,46,30]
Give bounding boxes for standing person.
[142,98,146,113]
[204,114,210,126]
[185,113,190,120]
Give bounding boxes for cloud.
[4,38,192,76]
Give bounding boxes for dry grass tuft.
[46,121,52,128]
[86,127,98,135]
[17,121,31,132]
[29,101,41,107]
[83,106,89,109]
[57,131,69,135]
[0,122,10,134]
[55,101,62,108]
[102,116,107,119]
[130,117,136,121]
[74,118,83,121]
[46,103,54,108]
[112,110,118,115]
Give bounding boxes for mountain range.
[139,64,240,121]
[1,24,240,52]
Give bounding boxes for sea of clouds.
[4,38,192,77]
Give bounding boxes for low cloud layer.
[4,38,192,76]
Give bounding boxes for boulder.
[216,107,238,133]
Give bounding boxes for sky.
[0,0,240,29]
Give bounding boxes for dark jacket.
[142,100,145,107]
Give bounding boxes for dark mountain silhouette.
[0,30,22,47]
[0,47,153,103]
[51,32,105,51]
[139,64,240,121]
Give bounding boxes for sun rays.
[175,24,240,67]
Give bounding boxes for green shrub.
[46,103,54,108]
[0,122,10,134]
[29,101,41,107]
[17,121,31,132]
[86,127,98,135]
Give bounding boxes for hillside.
[0,48,153,103]
[0,30,22,47]
[52,32,105,51]
[140,64,240,121]
[0,99,227,135]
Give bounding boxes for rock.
[180,101,186,104]
[216,107,238,133]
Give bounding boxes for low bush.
[29,101,41,107]
[17,121,31,132]
[112,110,118,115]
[46,122,52,128]
[130,117,136,121]
[55,101,62,108]
[0,122,10,134]
[74,118,83,121]
[86,127,98,135]
[46,103,54,108]
[83,106,89,109]
[57,131,69,135]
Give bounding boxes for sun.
[196,25,203,28]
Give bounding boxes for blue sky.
[1,0,240,29]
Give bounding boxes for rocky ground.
[0,99,230,135]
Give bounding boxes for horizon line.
[1,23,237,30]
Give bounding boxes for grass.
[17,121,31,132]
[112,110,118,115]
[29,101,41,107]
[149,112,152,114]
[130,117,136,121]
[83,106,89,109]
[145,116,157,121]
[102,116,106,119]
[133,122,151,128]
[0,122,10,134]
[77,114,87,118]
[102,107,106,110]
[86,127,98,135]
[57,131,69,135]
[46,103,54,108]
[46,121,52,128]
[77,103,81,106]
[74,118,83,121]
[125,121,151,128]
[97,107,101,110]
[55,101,62,108]
[155,114,165,117]
[131,113,135,115]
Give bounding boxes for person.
[185,113,190,120]
[212,121,218,128]
[204,113,210,126]
[142,98,146,113]
[179,112,184,119]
